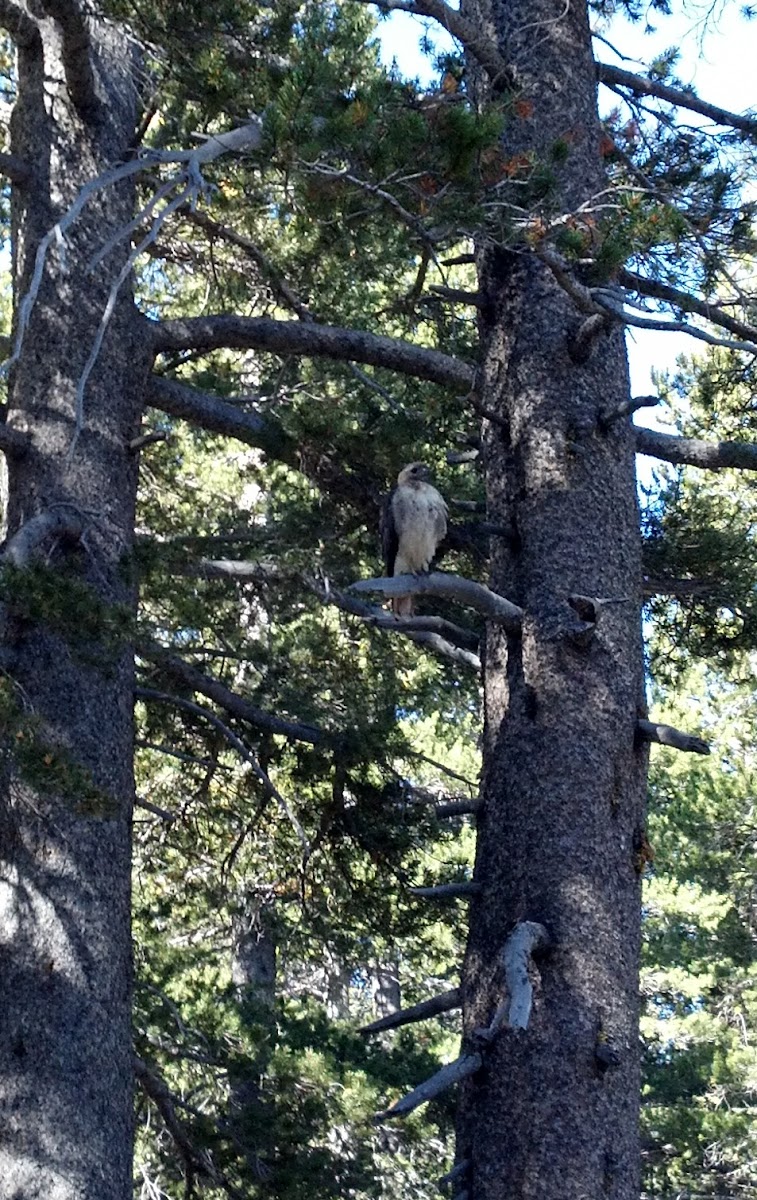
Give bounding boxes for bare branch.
[151,315,474,392]
[636,718,710,756]
[439,1161,471,1191]
[0,412,31,458]
[359,987,461,1035]
[376,1051,482,1121]
[350,571,523,630]
[597,62,757,137]
[435,799,481,818]
[593,293,757,357]
[40,0,98,116]
[600,394,660,429]
[359,0,511,87]
[409,881,482,899]
[137,645,333,747]
[129,430,169,453]
[2,509,83,566]
[635,427,757,473]
[617,268,757,346]
[502,921,549,1031]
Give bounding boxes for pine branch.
[375,1051,483,1122]
[350,571,523,630]
[636,719,710,755]
[597,62,757,137]
[135,685,310,854]
[359,987,461,1035]
[151,316,474,392]
[617,269,757,346]
[147,375,299,465]
[137,644,333,748]
[360,0,512,88]
[635,427,757,473]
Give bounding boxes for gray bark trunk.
[456,3,647,1197]
[0,14,147,1199]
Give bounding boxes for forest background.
[0,1,756,1199]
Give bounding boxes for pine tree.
[2,2,757,1198]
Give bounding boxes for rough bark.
[0,12,148,1199]
[456,3,647,1198]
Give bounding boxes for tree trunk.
[457,3,647,1197]
[0,15,147,1199]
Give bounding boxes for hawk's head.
[397,462,432,485]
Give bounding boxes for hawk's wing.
[380,486,399,576]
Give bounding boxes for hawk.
[382,462,448,616]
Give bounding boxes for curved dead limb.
[596,62,757,137]
[600,394,660,429]
[359,987,461,1035]
[1,119,265,455]
[636,719,710,756]
[618,268,757,346]
[435,799,481,818]
[502,921,549,1031]
[636,427,757,473]
[152,315,475,392]
[375,1051,483,1122]
[183,558,481,671]
[439,1160,471,1191]
[357,0,512,88]
[2,509,84,566]
[409,882,482,900]
[350,571,523,630]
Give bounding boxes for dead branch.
[151,315,475,392]
[375,1051,483,1122]
[186,559,482,671]
[502,921,549,1031]
[439,1160,471,1191]
[635,427,757,472]
[617,268,757,346]
[429,285,482,306]
[435,799,481,818]
[2,509,84,566]
[359,0,511,87]
[636,719,710,756]
[409,882,482,899]
[600,394,660,428]
[593,293,757,357]
[350,571,523,630]
[359,987,461,1035]
[597,62,757,137]
[129,430,169,452]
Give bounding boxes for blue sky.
[372,2,756,410]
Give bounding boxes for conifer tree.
[1,2,757,1199]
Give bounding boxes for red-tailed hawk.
[382,463,448,616]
